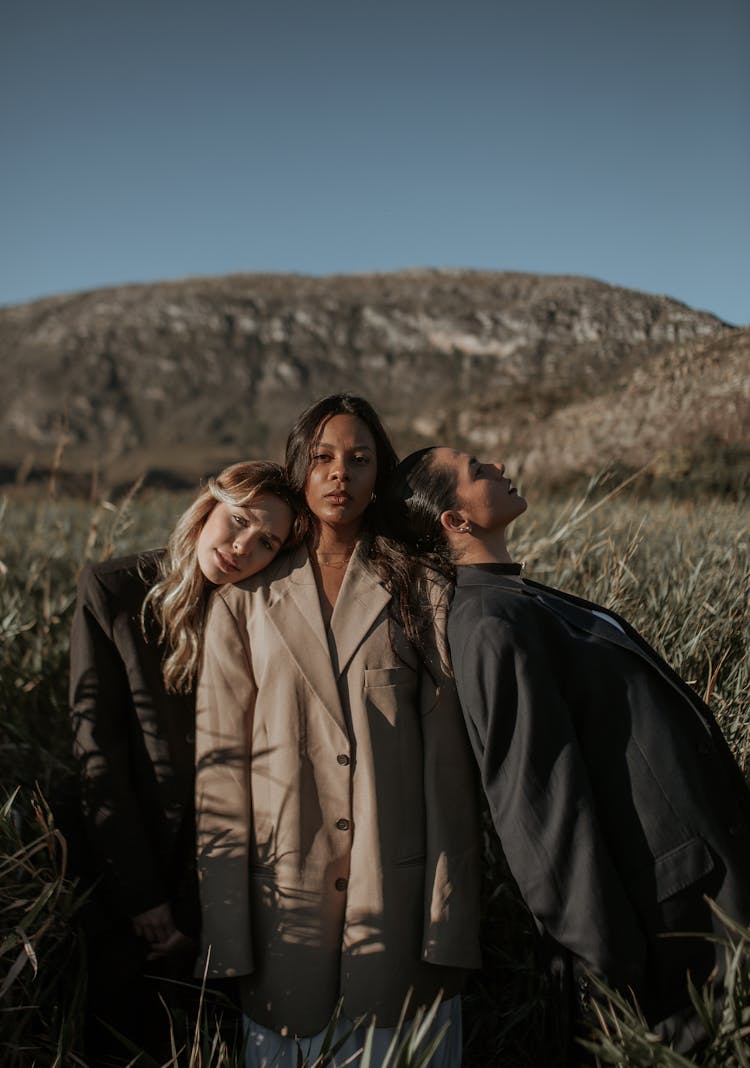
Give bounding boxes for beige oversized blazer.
[195,542,481,1036]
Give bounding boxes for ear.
[440,509,468,534]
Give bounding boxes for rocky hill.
[1,269,746,491]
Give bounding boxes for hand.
[132,902,194,960]
[132,901,176,944]
[145,927,194,961]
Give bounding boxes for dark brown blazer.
[447,567,750,1052]
[69,551,195,923]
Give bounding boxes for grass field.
[1,479,749,1066]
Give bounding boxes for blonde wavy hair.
[143,460,302,694]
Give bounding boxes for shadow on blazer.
[196,542,482,1037]
[69,551,196,927]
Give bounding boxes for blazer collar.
[454,567,526,592]
[263,542,391,732]
[456,566,641,653]
[454,566,712,730]
[328,541,392,677]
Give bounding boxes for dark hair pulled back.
[380,447,459,581]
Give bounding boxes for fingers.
[131,902,176,945]
[145,929,194,961]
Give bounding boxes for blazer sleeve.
[451,608,648,993]
[69,563,168,916]
[195,590,255,978]
[419,582,482,969]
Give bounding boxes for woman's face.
[196,493,294,584]
[432,447,527,532]
[304,413,378,532]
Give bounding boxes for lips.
[215,549,241,573]
[325,490,353,505]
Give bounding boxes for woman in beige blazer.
[196,395,481,1067]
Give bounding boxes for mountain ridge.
[1,269,745,491]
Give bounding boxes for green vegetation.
[1,480,749,1065]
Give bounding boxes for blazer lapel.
[328,543,391,679]
[458,570,712,730]
[533,587,639,654]
[523,579,714,732]
[264,546,348,736]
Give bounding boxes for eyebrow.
[314,442,374,452]
[237,505,285,547]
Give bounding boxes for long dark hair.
[284,395,445,667]
[380,447,459,580]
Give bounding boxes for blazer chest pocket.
[628,835,715,908]
[653,837,714,903]
[364,667,415,726]
[364,665,424,864]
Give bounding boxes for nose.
[232,529,256,555]
[330,457,351,481]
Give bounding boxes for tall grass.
[1,479,749,1065]
[0,789,87,1066]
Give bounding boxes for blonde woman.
[69,460,301,1065]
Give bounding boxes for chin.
[200,558,227,585]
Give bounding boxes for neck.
[456,530,514,566]
[310,521,362,557]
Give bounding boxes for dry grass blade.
[0,943,34,998]
[581,899,750,1066]
[0,789,87,1066]
[523,463,652,561]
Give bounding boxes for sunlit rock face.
[0,268,745,487]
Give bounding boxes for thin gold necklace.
[314,549,354,570]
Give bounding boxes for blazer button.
[336,818,350,831]
[337,754,350,766]
[335,877,348,891]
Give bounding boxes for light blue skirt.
[244,995,462,1068]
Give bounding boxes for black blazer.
[448,567,750,1047]
[69,552,195,924]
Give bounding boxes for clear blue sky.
[2,0,748,324]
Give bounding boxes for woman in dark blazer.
[69,460,300,1063]
[382,445,750,1057]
